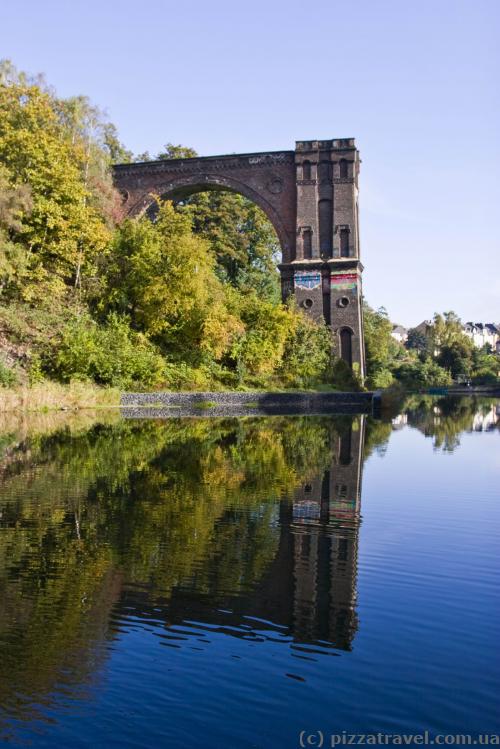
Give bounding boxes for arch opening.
[139,173,289,265]
[340,327,353,367]
[144,178,284,298]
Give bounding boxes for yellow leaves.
[0,78,111,295]
[201,301,245,359]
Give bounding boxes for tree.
[0,67,111,298]
[56,94,124,227]
[437,339,474,379]
[0,165,32,295]
[431,311,465,348]
[154,144,281,299]
[102,201,242,360]
[406,327,430,356]
[394,358,452,389]
[363,303,402,388]
[157,143,197,160]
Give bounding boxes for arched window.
[340,227,350,258]
[340,328,353,367]
[318,160,332,184]
[302,160,311,180]
[318,199,333,257]
[339,159,348,178]
[303,228,312,259]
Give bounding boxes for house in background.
[391,325,408,344]
[463,323,500,353]
[414,320,433,338]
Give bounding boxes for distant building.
[463,322,500,352]
[414,320,433,338]
[391,325,408,344]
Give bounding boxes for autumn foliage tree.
[0,68,113,299]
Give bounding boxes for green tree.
[431,311,465,348]
[103,201,242,361]
[49,312,167,388]
[0,65,111,298]
[0,165,32,295]
[155,144,281,299]
[437,339,474,379]
[406,327,430,356]
[394,358,452,389]
[363,303,401,388]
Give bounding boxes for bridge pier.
[282,139,365,380]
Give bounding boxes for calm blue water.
[0,397,498,746]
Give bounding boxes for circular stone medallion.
[267,177,283,194]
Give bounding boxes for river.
[0,396,498,746]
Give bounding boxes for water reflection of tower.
[288,416,365,649]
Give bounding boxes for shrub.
[48,313,166,388]
[0,359,17,387]
[394,359,452,389]
[279,311,331,388]
[367,367,395,389]
[471,370,499,386]
[331,358,362,391]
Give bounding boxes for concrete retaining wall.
[120,390,376,418]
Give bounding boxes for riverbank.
[0,382,120,413]
[2,382,497,418]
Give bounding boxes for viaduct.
[113,139,366,378]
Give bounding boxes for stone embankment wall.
[120,391,377,418]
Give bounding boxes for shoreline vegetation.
[1,380,498,416]
[0,382,120,413]
[0,61,498,398]
[0,382,363,414]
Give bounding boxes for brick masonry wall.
[113,151,297,264]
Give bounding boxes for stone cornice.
[113,151,295,178]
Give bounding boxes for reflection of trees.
[400,396,499,451]
[364,417,393,459]
[1,401,493,733]
[0,412,399,734]
[0,416,340,729]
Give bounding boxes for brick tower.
[280,139,365,380]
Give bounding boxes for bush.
[394,358,452,389]
[331,358,362,391]
[0,359,17,387]
[471,370,499,386]
[48,313,166,388]
[279,310,331,388]
[367,367,395,389]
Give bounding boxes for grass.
[0,381,120,413]
[0,408,121,444]
[193,400,217,410]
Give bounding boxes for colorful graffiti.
[330,273,358,291]
[294,271,322,290]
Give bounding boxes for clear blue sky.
[1,0,498,326]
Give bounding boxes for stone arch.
[127,173,291,264]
